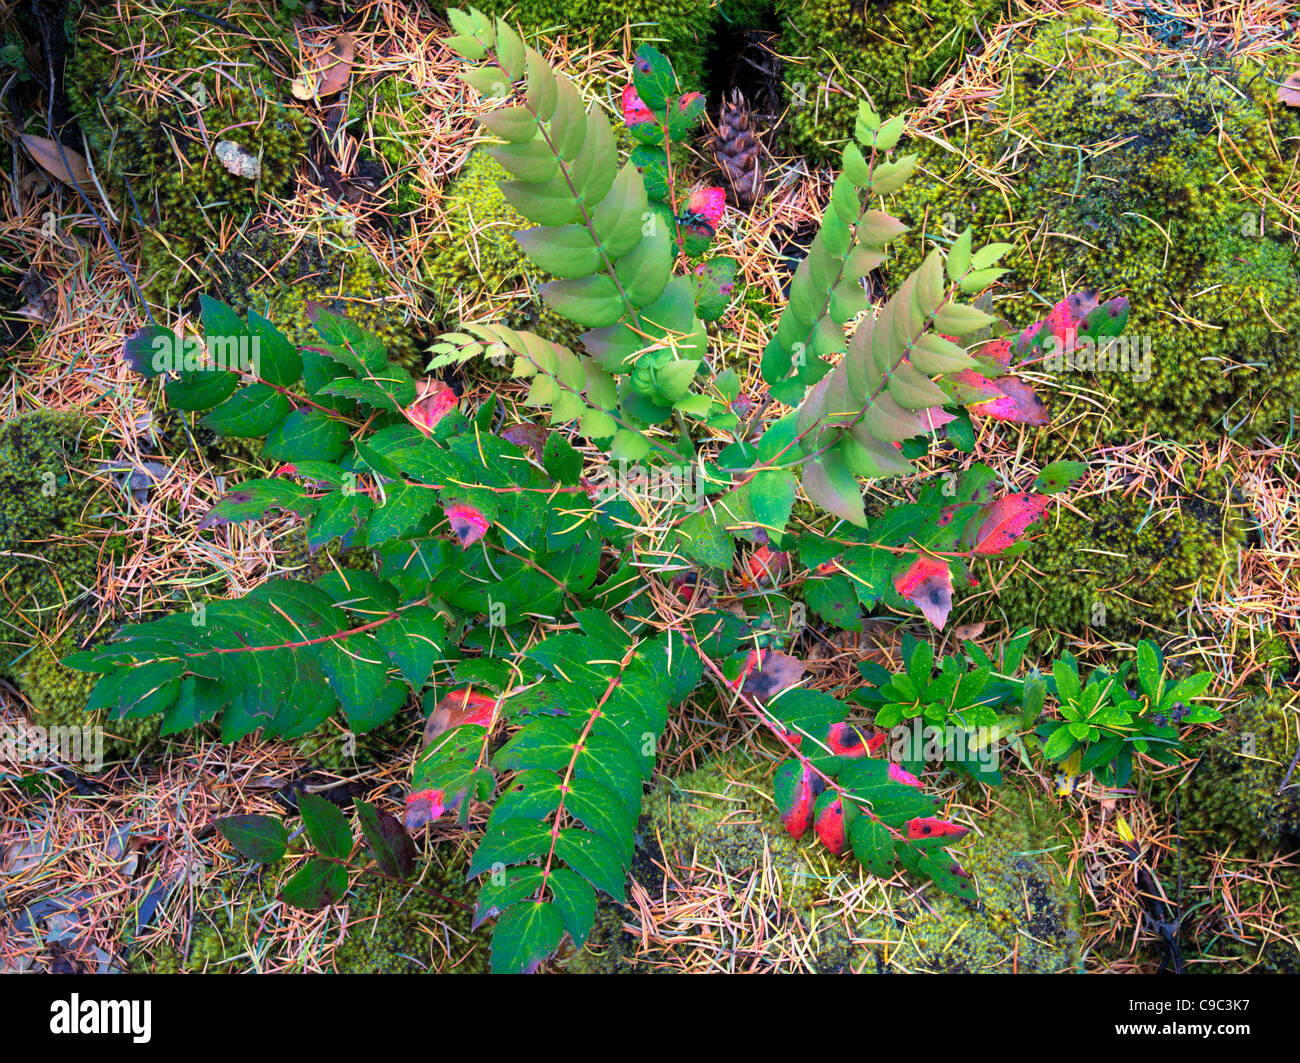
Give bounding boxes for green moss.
[66,4,307,306]
[777,0,1006,164]
[0,411,162,754]
[331,850,490,973]
[424,149,579,346]
[889,16,1300,439]
[855,786,1081,973]
[979,470,1246,644]
[568,753,1081,972]
[344,76,426,216]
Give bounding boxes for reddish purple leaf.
[740,649,805,701]
[949,370,1048,426]
[501,423,550,461]
[621,83,655,127]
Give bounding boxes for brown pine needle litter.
[2,0,1298,974]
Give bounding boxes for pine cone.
[711,90,764,209]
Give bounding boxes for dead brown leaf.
[18,134,90,187]
[293,32,354,100]
[952,621,988,642]
[1278,70,1300,107]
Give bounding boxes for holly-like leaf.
[805,570,861,631]
[491,900,566,973]
[278,857,348,910]
[355,799,416,880]
[298,791,353,860]
[690,257,738,322]
[122,325,175,379]
[630,45,678,111]
[216,814,288,864]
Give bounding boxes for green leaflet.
[441,627,677,971]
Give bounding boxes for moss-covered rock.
[133,841,487,973]
[0,411,160,754]
[331,848,490,973]
[777,0,1006,163]
[855,786,1081,972]
[889,16,1300,440]
[212,225,421,371]
[1176,691,1300,849]
[9,635,160,757]
[0,410,98,658]
[977,469,1246,645]
[67,4,307,306]
[1143,689,1299,972]
[568,753,1081,972]
[451,0,714,83]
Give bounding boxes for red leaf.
[444,501,489,547]
[746,544,789,585]
[949,369,1048,426]
[888,763,922,787]
[405,379,458,432]
[1015,320,1043,353]
[621,83,655,126]
[904,816,970,841]
[774,760,823,838]
[917,406,956,431]
[893,555,954,630]
[1043,297,1078,348]
[972,492,1048,555]
[1280,71,1300,107]
[825,721,871,758]
[814,796,850,856]
[404,787,452,830]
[685,185,725,229]
[422,688,497,744]
[976,337,1012,367]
